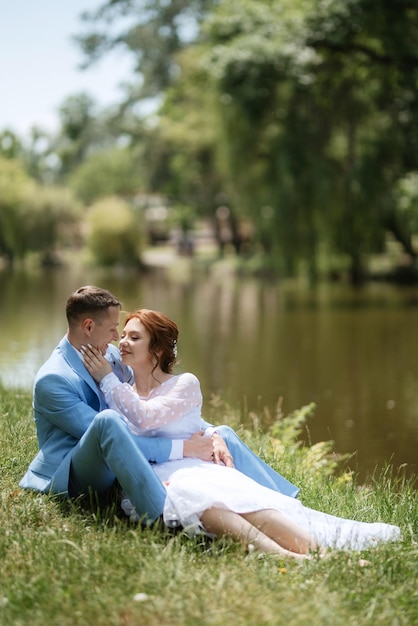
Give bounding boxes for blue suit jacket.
[19,337,172,495]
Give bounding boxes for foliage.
[202,0,418,282]
[69,0,418,283]
[25,186,83,264]
[69,147,143,204]
[0,129,24,160]
[75,0,217,99]
[2,0,418,281]
[1,384,417,626]
[139,46,224,220]
[0,157,32,263]
[85,196,145,266]
[393,173,418,237]
[23,126,61,184]
[207,397,352,491]
[55,93,101,176]
[119,43,244,254]
[0,156,81,266]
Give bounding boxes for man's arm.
[183,431,214,461]
[34,373,98,438]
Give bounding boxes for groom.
[20,285,299,523]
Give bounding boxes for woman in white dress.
[82,309,400,560]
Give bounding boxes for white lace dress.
[100,372,401,550]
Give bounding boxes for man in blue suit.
[20,285,299,524]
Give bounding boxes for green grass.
[1,388,417,626]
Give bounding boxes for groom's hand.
[183,431,215,461]
[183,431,235,467]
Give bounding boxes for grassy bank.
[0,387,416,626]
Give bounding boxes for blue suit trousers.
[69,410,167,523]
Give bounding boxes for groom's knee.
[93,409,127,436]
[216,424,239,446]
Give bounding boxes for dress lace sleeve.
[99,372,202,431]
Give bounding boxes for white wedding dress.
[100,372,401,550]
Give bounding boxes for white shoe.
[120,495,140,522]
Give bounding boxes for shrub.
[85,196,145,266]
[0,156,81,265]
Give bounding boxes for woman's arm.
[81,344,203,431]
[99,372,203,431]
[81,344,230,464]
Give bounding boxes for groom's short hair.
[66,286,121,325]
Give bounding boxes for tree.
[141,47,224,215]
[75,0,218,99]
[23,126,61,185]
[202,0,418,282]
[54,93,104,176]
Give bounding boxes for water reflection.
[1,266,417,483]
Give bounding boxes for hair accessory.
[173,340,178,358]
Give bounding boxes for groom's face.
[89,306,120,354]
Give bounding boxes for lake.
[1,262,417,484]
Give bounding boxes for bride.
[82,309,400,560]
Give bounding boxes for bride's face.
[119,318,153,368]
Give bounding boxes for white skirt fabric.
[153,459,401,551]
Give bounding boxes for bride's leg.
[200,507,309,560]
[242,509,322,555]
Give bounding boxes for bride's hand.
[81,344,112,382]
[212,433,234,468]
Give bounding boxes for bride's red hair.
[124,309,179,373]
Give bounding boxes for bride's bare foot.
[246,543,310,561]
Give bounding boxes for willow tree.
[203,0,418,282]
